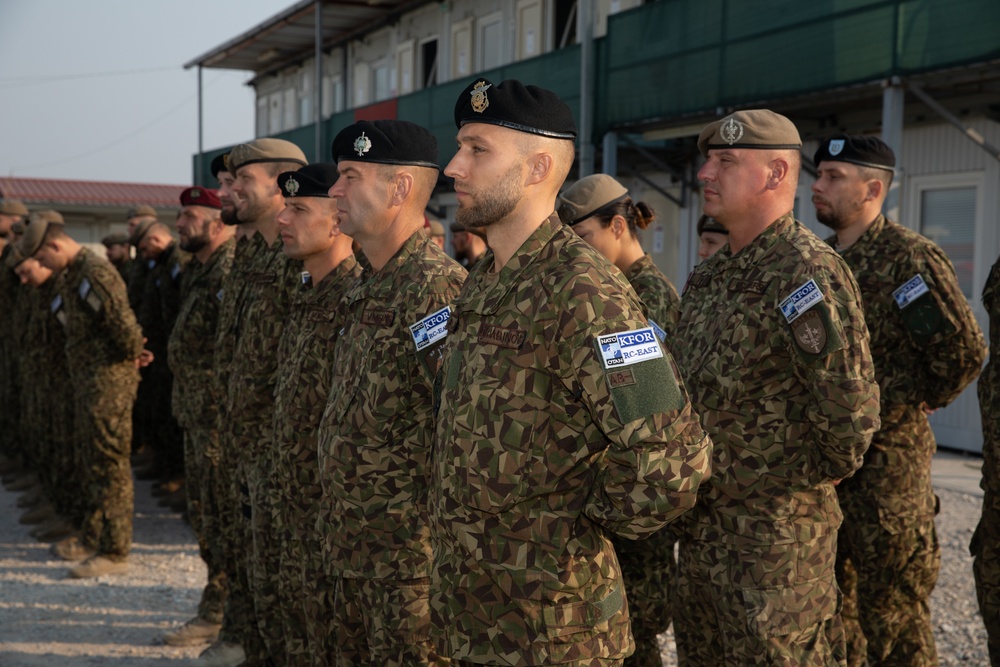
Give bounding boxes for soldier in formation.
[812,134,986,666]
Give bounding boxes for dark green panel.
[897,0,1000,71]
[724,0,887,41]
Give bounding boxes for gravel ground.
[0,469,990,665]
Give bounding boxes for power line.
[0,65,187,90]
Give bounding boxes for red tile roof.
[0,177,185,208]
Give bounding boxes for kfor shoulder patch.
[597,327,662,369]
[409,305,451,351]
[779,279,824,323]
[893,274,930,310]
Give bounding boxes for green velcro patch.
[596,343,685,423]
[445,345,463,391]
[901,292,949,341]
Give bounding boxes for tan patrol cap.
[228,138,307,175]
[19,209,65,257]
[557,174,629,226]
[0,199,29,217]
[4,244,26,269]
[130,218,156,246]
[698,109,801,157]
[126,205,158,220]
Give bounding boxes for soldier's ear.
[866,178,884,201]
[525,152,552,186]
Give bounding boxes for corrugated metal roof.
[184,0,433,78]
[0,177,185,208]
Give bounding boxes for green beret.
[130,218,156,246]
[278,163,339,198]
[228,138,307,175]
[20,210,64,257]
[454,78,577,140]
[330,120,438,169]
[101,232,129,247]
[814,134,895,172]
[0,199,29,217]
[698,109,801,157]
[126,205,157,221]
[557,174,629,226]
[697,215,728,235]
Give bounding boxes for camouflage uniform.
[228,236,300,663]
[672,213,880,666]
[136,243,188,479]
[0,246,24,465]
[318,232,465,666]
[828,215,985,666]
[271,255,360,666]
[624,254,680,341]
[973,255,1000,666]
[430,215,713,666]
[127,256,153,461]
[58,248,143,561]
[167,237,235,625]
[214,233,265,654]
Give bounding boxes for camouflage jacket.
[23,276,67,372]
[829,215,985,512]
[138,242,189,354]
[167,238,235,429]
[57,248,142,387]
[318,231,466,580]
[271,255,361,540]
[112,257,132,283]
[674,213,879,546]
[980,256,1000,495]
[125,253,151,312]
[429,215,712,665]
[227,236,301,463]
[623,253,681,341]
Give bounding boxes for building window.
[268,93,283,134]
[920,186,977,298]
[299,70,313,126]
[283,88,297,129]
[322,75,344,117]
[479,13,503,70]
[451,18,473,79]
[420,38,438,88]
[256,98,268,137]
[373,60,390,102]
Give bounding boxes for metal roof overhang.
[184,0,433,79]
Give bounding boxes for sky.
[0,0,291,185]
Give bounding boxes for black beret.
[278,163,340,198]
[210,153,230,178]
[814,134,895,172]
[697,215,727,235]
[330,120,438,169]
[454,78,577,140]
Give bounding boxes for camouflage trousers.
[333,575,448,666]
[183,427,227,624]
[454,661,623,666]
[276,534,333,666]
[613,530,675,667]
[674,534,845,667]
[148,365,185,479]
[838,492,940,667]
[247,469,286,664]
[76,377,137,561]
[972,487,1000,666]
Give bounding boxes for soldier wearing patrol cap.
[210,153,240,228]
[210,137,306,667]
[268,163,360,664]
[428,79,712,666]
[161,186,235,649]
[101,232,132,278]
[316,119,465,666]
[22,209,144,579]
[558,172,681,666]
[695,214,727,262]
[811,134,986,666]
[670,111,881,666]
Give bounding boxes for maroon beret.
[180,186,222,210]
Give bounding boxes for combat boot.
[16,486,45,508]
[162,617,222,647]
[5,473,38,491]
[194,639,245,667]
[20,502,55,525]
[68,555,128,578]
[51,535,95,561]
[31,517,73,541]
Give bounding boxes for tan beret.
[698,109,801,157]
[557,174,629,226]
[0,199,29,217]
[19,209,64,257]
[126,204,158,220]
[429,219,445,236]
[130,218,156,246]
[228,138,307,175]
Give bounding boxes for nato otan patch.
[649,318,667,342]
[792,309,827,355]
[409,305,451,351]
[597,327,663,369]
[893,274,930,309]
[779,279,824,323]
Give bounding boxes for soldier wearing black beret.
[319,119,466,666]
[814,133,986,667]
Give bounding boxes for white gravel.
[0,468,990,665]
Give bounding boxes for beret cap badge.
[190,188,201,198]
[353,132,372,157]
[721,117,744,145]
[285,177,300,197]
[828,139,845,156]
[470,81,491,113]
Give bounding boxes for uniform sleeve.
[787,264,880,483]
[91,263,144,361]
[907,245,987,409]
[563,292,713,540]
